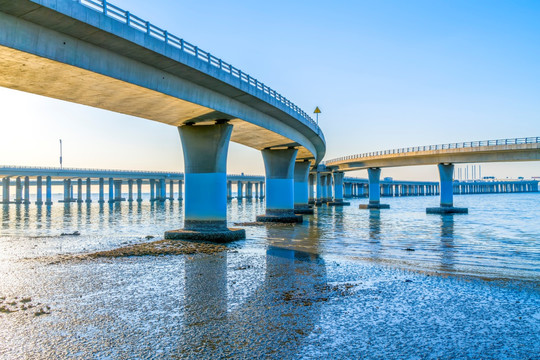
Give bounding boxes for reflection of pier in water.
[181,226,326,358]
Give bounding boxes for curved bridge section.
[322,137,540,213]
[325,137,540,171]
[0,0,326,238]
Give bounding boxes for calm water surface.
[1,192,538,281]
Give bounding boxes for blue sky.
[1,0,539,180]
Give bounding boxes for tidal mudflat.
[0,194,539,359]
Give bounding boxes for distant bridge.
[320,137,540,212]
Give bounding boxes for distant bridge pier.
[427,164,468,214]
[98,178,105,203]
[165,123,245,241]
[168,180,174,201]
[178,180,183,201]
[127,180,134,202]
[308,174,315,204]
[315,172,323,206]
[326,174,333,203]
[246,182,253,200]
[45,176,52,205]
[293,161,313,214]
[149,179,156,202]
[23,176,30,204]
[328,172,350,206]
[86,178,92,203]
[114,180,124,202]
[59,179,72,203]
[320,174,328,203]
[136,179,143,202]
[15,177,22,204]
[227,181,233,200]
[237,181,244,199]
[158,179,166,202]
[259,181,265,199]
[107,178,114,203]
[76,178,83,203]
[35,176,43,205]
[254,182,260,200]
[257,148,302,223]
[360,168,389,209]
[1,177,9,204]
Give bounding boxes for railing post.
[126,11,131,25]
[164,30,168,43]
[146,21,150,34]
[102,0,107,15]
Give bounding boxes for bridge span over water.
[0,0,327,239]
[322,137,540,213]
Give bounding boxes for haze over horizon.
[1,0,539,181]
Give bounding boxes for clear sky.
[1,0,539,180]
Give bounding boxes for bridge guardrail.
[324,137,540,165]
[76,0,323,138]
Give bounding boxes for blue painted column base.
[165,221,246,242]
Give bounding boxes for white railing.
[324,137,540,165]
[75,0,322,137]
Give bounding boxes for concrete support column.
[136,179,143,202]
[45,176,52,205]
[227,181,233,200]
[237,181,243,199]
[149,179,156,201]
[328,172,349,206]
[157,179,165,202]
[254,182,259,200]
[1,177,9,204]
[315,172,323,205]
[246,182,252,199]
[165,123,244,241]
[321,175,328,203]
[308,173,315,204]
[326,175,333,202]
[293,161,313,214]
[98,178,105,203]
[127,180,134,202]
[15,177,22,204]
[257,148,302,223]
[35,176,43,205]
[427,163,467,214]
[23,176,30,204]
[360,168,389,209]
[85,178,92,203]
[259,181,265,199]
[114,180,123,201]
[62,179,71,203]
[77,178,83,203]
[169,180,174,201]
[107,178,114,203]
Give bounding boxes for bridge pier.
[165,123,244,242]
[254,182,260,200]
[15,177,22,204]
[35,176,43,205]
[136,179,143,202]
[158,179,166,202]
[76,178,83,203]
[1,177,9,204]
[227,181,233,200]
[293,160,314,214]
[308,173,315,204]
[23,176,30,204]
[257,148,302,223]
[259,181,265,199]
[315,172,323,206]
[114,180,124,202]
[128,179,134,202]
[149,179,156,202]
[45,176,52,205]
[328,172,350,206]
[86,178,92,203]
[360,168,389,209]
[98,178,105,203]
[108,178,114,203]
[427,164,468,214]
[320,174,328,203]
[237,181,244,199]
[246,181,253,200]
[169,180,174,200]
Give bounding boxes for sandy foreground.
[0,239,538,359]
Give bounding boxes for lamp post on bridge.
[59,139,63,169]
[314,106,321,124]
